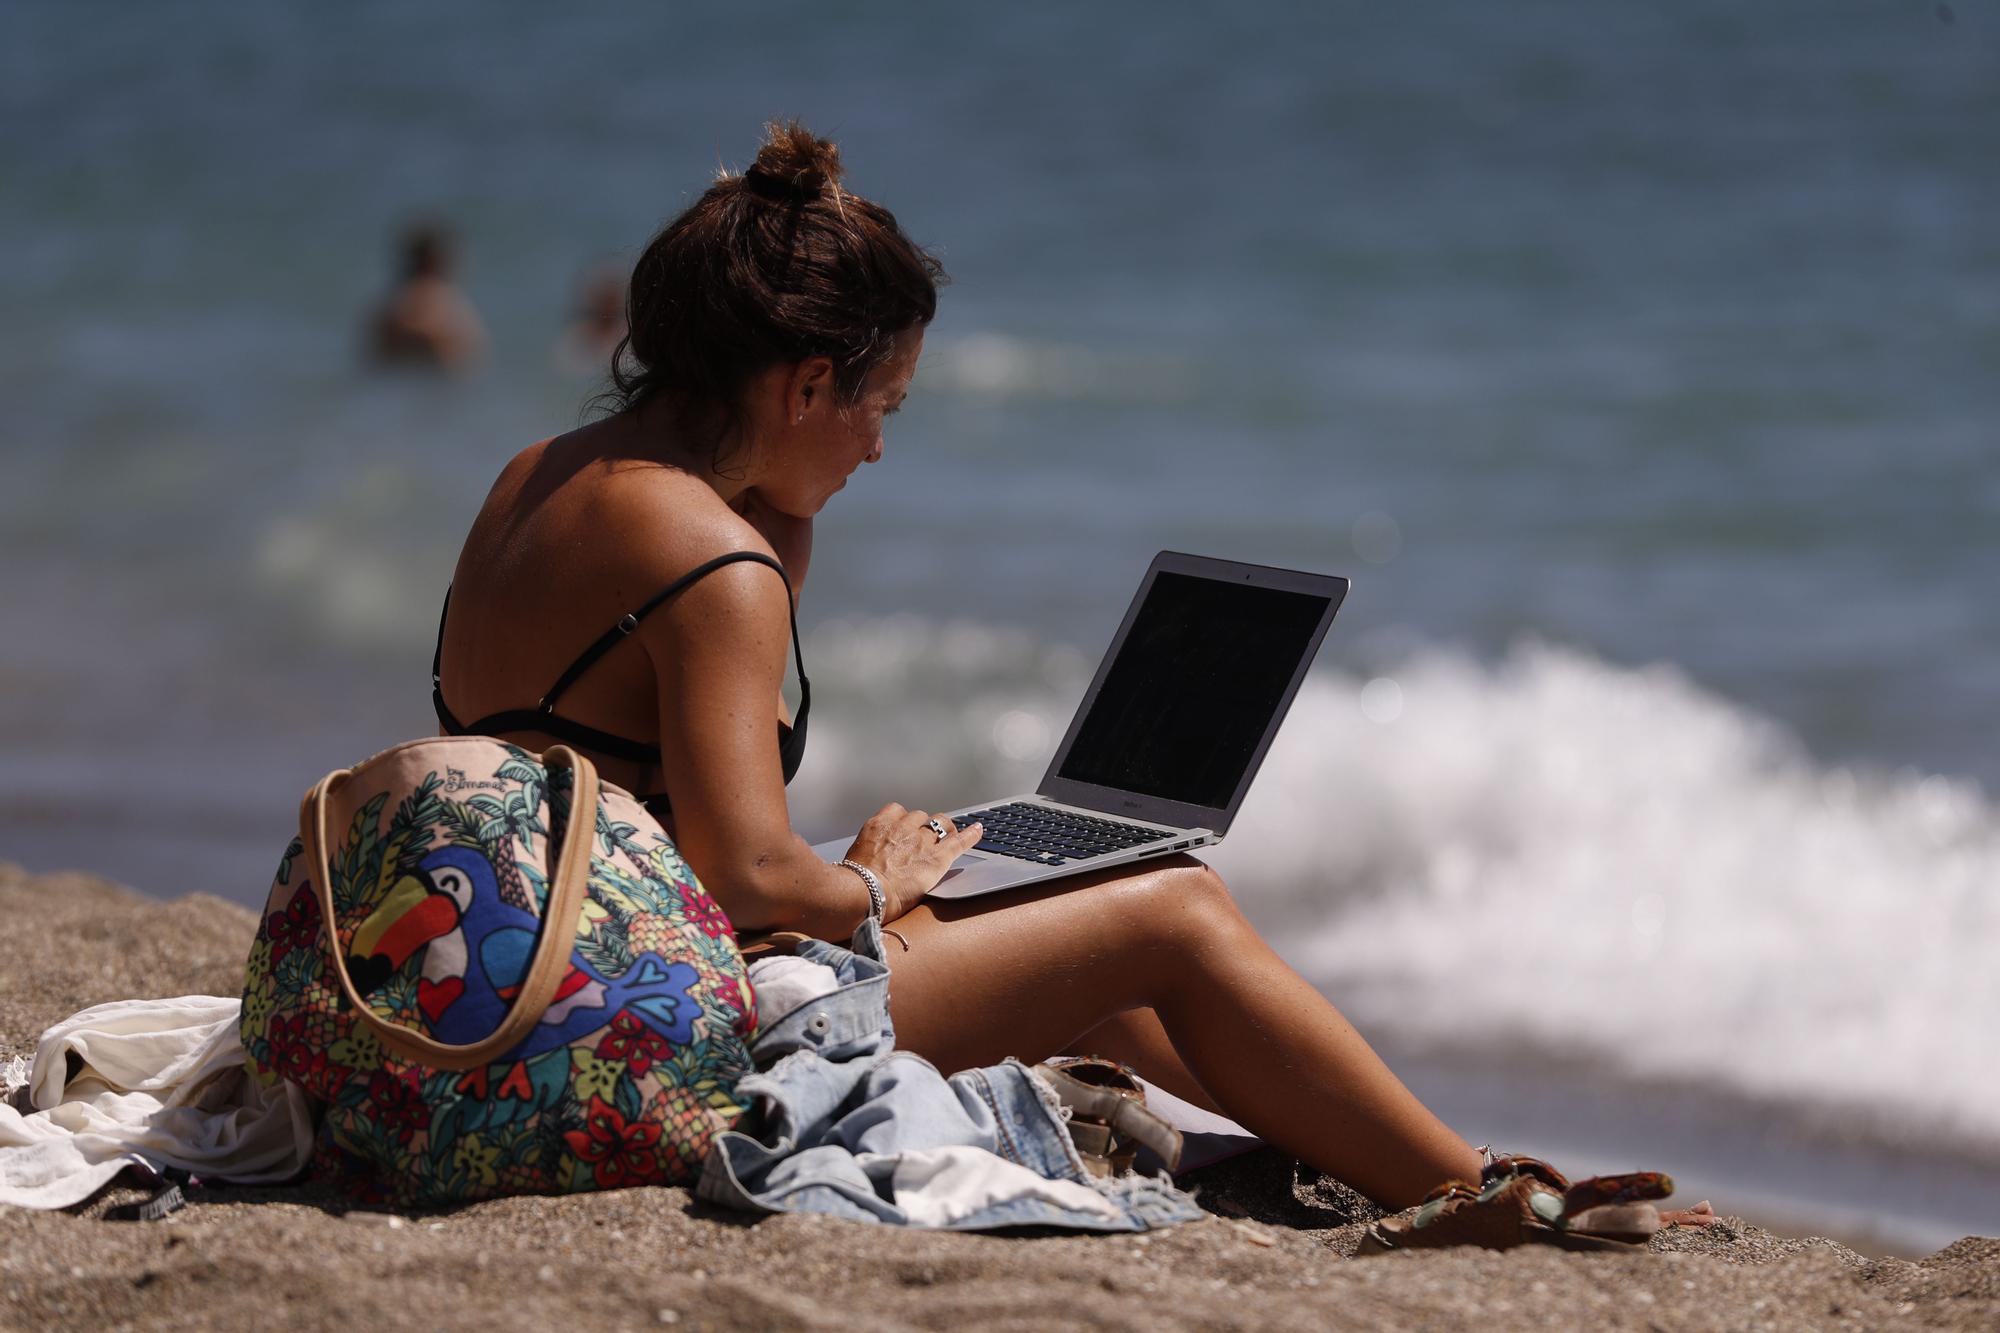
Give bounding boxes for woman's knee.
[1108,856,1248,953]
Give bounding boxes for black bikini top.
[432,550,810,810]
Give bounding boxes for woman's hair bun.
[742,120,844,203]
[608,118,942,449]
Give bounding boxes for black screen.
[1056,572,1331,810]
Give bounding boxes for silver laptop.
[814,552,1348,900]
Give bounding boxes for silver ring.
[925,818,948,842]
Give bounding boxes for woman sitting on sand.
[433,122,1700,1216]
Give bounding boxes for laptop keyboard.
[954,802,1170,866]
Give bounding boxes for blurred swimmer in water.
[555,267,628,376]
[366,222,489,373]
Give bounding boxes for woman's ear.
[789,356,836,422]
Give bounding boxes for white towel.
[0,996,314,1210]
[747,955,841,1027]
[888,1146,1121,1226]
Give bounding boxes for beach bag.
[238,737,756,1204]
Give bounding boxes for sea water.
[4,2,1996,1247]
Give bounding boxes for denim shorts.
[696,920,1203,1232]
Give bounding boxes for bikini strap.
[538,550,810,717]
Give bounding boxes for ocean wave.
[793,620,2000,1154]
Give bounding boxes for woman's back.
[435,416,781,803]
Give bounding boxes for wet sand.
[3,865,1995,1331]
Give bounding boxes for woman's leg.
[883,856,1480,1208]
[1068,1008,1221,1113]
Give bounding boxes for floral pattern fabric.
[239,738,755,1205]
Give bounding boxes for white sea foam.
[794,620,2000,1155]
[1219,644,2000,1156]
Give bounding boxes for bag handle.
[301,745,602,1071]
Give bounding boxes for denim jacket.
[696,921,1203,1232]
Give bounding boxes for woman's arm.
[641,550,976,936]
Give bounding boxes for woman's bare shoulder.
[459,425,781,621]
[565,442,782,598]
[597,470,775,578]
[465,433,579,540]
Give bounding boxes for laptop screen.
[1054,570,1335,811]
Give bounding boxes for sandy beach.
[2,864,1994,1331]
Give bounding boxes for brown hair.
[605,121,945,461]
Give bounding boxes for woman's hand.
[844,804,984,921]
[731,487,812,602]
